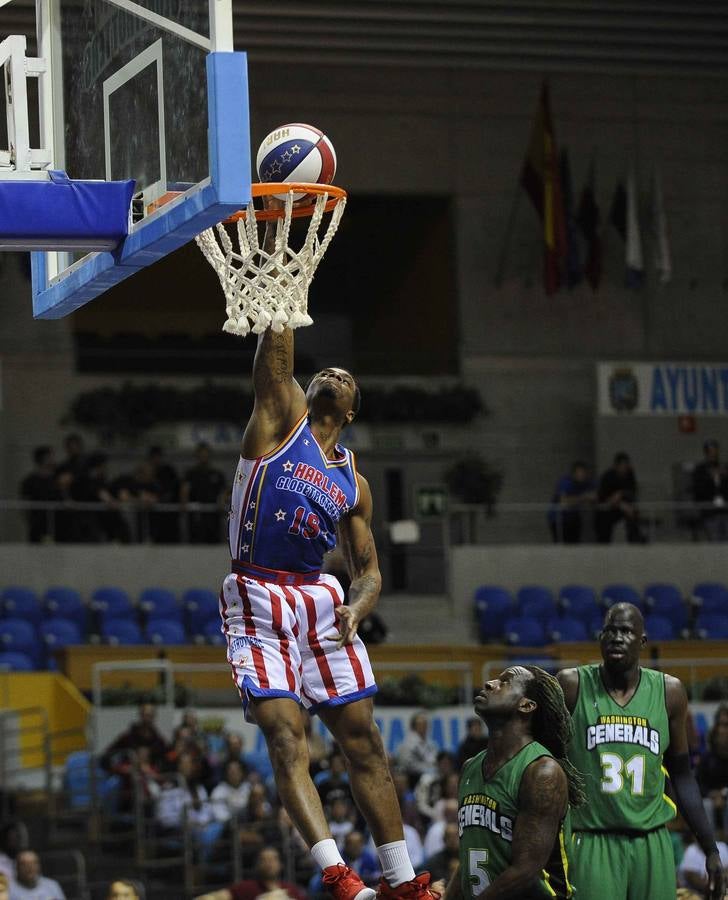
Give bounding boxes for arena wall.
[2,67,727,509]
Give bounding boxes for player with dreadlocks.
[443,665,584,900]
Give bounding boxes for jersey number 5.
[468,849,492,896]
[289,506,321,539]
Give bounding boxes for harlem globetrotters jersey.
[229,414,360,573]
[458,742,572,899]
[568,664,675,832]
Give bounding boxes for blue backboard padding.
[0,173,134,251]
[31,51,251,319]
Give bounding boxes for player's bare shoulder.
[556,667,580,712]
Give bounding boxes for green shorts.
[570,828,676,900]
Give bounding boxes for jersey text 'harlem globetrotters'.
[229,414,360,573]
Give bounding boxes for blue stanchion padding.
[0,171,135,251]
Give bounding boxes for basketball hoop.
[196,182,347,337]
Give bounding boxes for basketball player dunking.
[219,221,439,900]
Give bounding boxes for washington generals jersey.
[229,414,360,573]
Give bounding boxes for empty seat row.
[475,582,728,645]
[0,585,221,634]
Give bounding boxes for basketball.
[256,123,337,200]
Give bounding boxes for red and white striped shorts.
[219,569,377,719]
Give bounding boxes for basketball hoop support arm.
[31,49,250,318]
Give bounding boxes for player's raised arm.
[480,757,568,899]
[329,473,382,649]
[242,220,307,459]
[664,674,725,900]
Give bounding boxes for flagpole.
[493,185,522,288]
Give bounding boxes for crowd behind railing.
[2,701,728,899]
[9,435,728,546]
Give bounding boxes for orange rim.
[224,182,347,224]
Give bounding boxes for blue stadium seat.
[474,586,514,642]
[0,651,36,671]
[503,616,548,647]
[695,613,728,640]
[558,585,599,621]
[183,589,220,635]
[547,616,588,643]
[601,584,644,610]
[692,582,728,616]
[516,587,557,625]
[91,587,134,618]
[41,618,83,670]
[589,613,605,638]
[139,588,180,620]
[203,618,225,646]
[1,586,42,622]
[0,618,39,664]
[101,618,144,645]
[643,583,688,631]
[644,614,676,641]
[43,587,87,632]
[146,619,187,645]
[63,750,117,810]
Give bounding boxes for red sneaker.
[377,873,441,900]
[323,864,377,900]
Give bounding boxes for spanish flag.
[520,82,567,295]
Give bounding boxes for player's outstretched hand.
[705,848,724,900]
[325,605,359,649]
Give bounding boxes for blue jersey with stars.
[229,414,360,574]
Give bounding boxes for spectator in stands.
[154,751,223,860]
[396,712,438,787]
[9,850,65,900]
[415,751,457,824]
[422,822,459,885]
[147,446,180,543]
[58,433,87,480]
[19,446,61,543]
[106,880,143,900]
[456,716,488,769]
[678,835,728,895]
[692,440,728,541]
[192,845,307,900]
[0,823,28,880]
[422,798,458,861]
[547,460,596,543]
[698,703,728,832]
[211,759,253,823]
[180,442,226,543]
[594,451,647,543]
[315,748,352,810]
[72,452,129,542]
[391,770,422,832]
[101,704,169,773]
[326,797,356,851]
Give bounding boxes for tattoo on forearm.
[349,574,379,610]
[272,332,290,384]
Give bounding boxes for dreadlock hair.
[523,665,586,807]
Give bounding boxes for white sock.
[311,838,345,871]
[376,840,416,887]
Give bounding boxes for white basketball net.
[196,188,347,337]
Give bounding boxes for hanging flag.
[625,167,644,288]
[520,82,567,295]
[650,167,672,284]
[576,157,602,290]
[560,149,582,288]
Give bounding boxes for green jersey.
[568,664,676,832]
[458,741,573,899]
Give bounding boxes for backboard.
[1,0,251,318]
